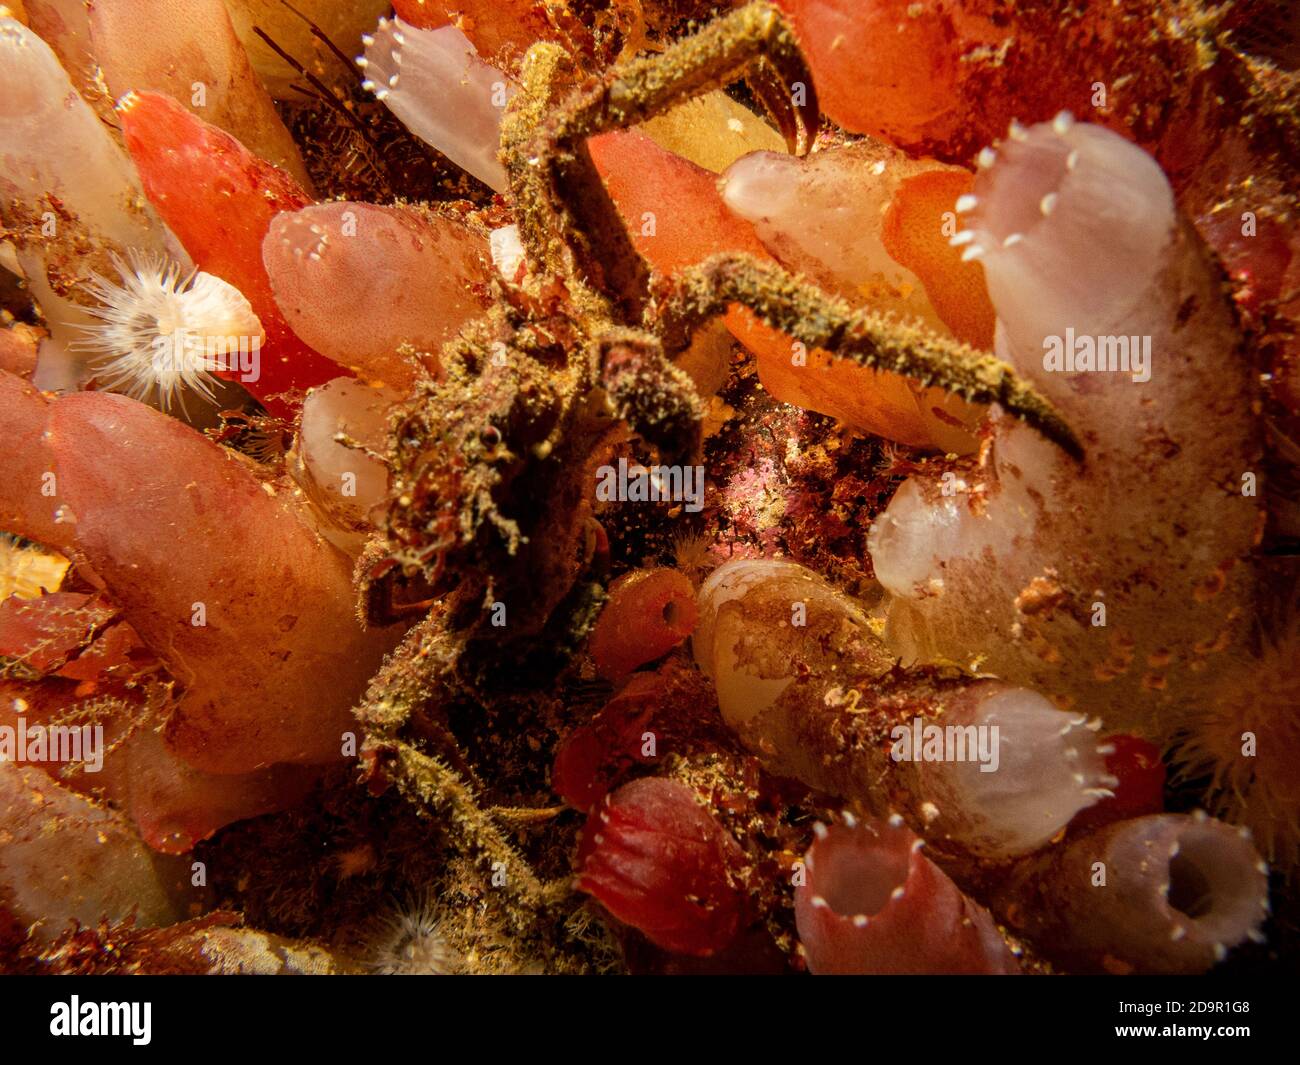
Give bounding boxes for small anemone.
[368,897,463,976]
[72,251,263,412]
[1173,616,1300,871]
[670,529,716,577]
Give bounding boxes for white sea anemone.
[368,898,463,975]
[72,252,263,411]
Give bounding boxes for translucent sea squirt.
[870,119,1263,740]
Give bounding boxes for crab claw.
[745,54,819,157]
[599,331,704,465]
[732,2,820,156]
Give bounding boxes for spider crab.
[355,2,1080,924]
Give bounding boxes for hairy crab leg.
[353,608,568,925]
[663,252,1083,459]
[589,1,818,155]
[502,1,818,325]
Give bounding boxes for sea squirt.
[693,558,1114,858]
[870,118,1264,743]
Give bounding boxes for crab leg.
[664,252,1083,459]
[503,1,818,323]
[574,1,818,154]
[353,608,572,922]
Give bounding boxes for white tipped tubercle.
[1052,110,1075,135]
[360,17,514,191]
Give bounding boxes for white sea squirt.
[0,15,189,388]
[868,116,1263,740]
[995,811,1269,974]
[359,17,515,192]
[693,558,1114,858]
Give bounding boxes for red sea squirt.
[1070,735,1166,833]
[774,0,1180,161]
[119,91,343,416]
[553,673,663,810]
[575,777,750,956]
[586,567,697,682]
[42,390,396,774]
[775,0,965,152]
[392,0,558,70]
[587,129,778,358]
